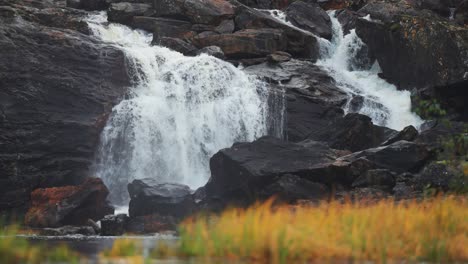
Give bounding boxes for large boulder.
[245,60,348,142]
[25,178,114,228]
[285,1,332,40]
[154,0,235,24]
[204,137,352,206]
[258,174,330,202]
[355,0,468,90]
[108,3,154,25]
[237,0,293,9]
[192,28,288,58]
[0,1,129,216]
[235,6,320,59]
[100,214,129,236]
[128,179,195,218]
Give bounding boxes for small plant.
[414,99,447,119]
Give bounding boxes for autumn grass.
[0,224,80,264]
[175,196,468,263]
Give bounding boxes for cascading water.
[266,10,423,130]
[87,13,283,204]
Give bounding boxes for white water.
[87,13,283,204]
[263,10,422,130]
[316,12,423,130]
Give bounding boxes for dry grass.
[177,196,468,263]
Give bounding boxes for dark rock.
[215,19,235,34]
[267,51,291,63]
[0,0,129,216]
[101,214,129,236]
[319,0,368,10]
[259,174,330,202]
[336,187,389,201]
[235,6,320,59]
[245,60,348,142]
[69,0,108,10]
[338,141,433,174]
[352,169,396,190]
[414,163,455,190]
[237,0,293,9]
[108,3,154,25]
[455,0,468,25]
[196,45,225,59]
[356,1,468,90]
[156,37,198,55]
[419,0,460,17]
[87,219,101,234]
[39,226,96,236]
[126,214,177,234]
[382,125,419,146]
[415,120,466,151]
[337,9,359,35]
[128,179,195,218]
[307,113,396,152]
[154,0,235,24]
[24,178,114,228]
[192,28,287,59]
[285,1,332,40]
[393,181,417,199]
[204,137,353,206]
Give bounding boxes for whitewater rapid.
[87,13,283,204]
[268,10,423,130]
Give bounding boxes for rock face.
[355,0,468,90]
[0,0,129,216]
[286,1,333,40]
[128,179,195,218]
[25,178,114,228]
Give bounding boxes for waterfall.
[87,13,283,204]
[265,10,423,130]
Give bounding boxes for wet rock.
[192,28,288,58]
[319,0,368,10]
[108,3,154,25]
[356,0,468,90]
[215,19,235,34]
[204,137,352,206]
[101,214,129,236]
[455,0,468,25]
[87,219,101,234]
[245,60,348,142]
[415,120,466,150]
[382,125,419,146]
[285,1,332,40]
[154,0,235,24]
[126,214,177,234]
[25,178,114,228]
[352,169,396,191]
[237,0,293,9]
[39,226,96,236]
[267,51,292,63]
[338,141,433,174]
[128,179,195,218]
[259,174,330,202]
[0,0,130,217]
[419,0,460,17]
[133,17,195,41]
[156,37,198,55]
[235,6,319,59]
[197,45,226,59]
[307,113,396,152]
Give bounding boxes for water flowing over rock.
[88,13,283,204]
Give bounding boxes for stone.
[414,163,455,190]
[352,169,397,190]
[285,1,332,40]
[126,214,177,234]
[196,46,225,59]
[382,125,419,146]
[101,214,129,236]
[156,37,198,56]
[128,179,195,218]
[24,178,114,228]
[267,51,292,63]
[131,17,195,41]
[214,19,235,34]
[108,3,154,25]
[258,174,330,202]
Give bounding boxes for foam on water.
[87,12,283,204]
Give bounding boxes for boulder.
[245,60,348,142]
[258,174,330,202]
[382,125,419,146]
[235,6,320,59]
[204,137,352,206]
[25,178,114,228]
[128,179,195,218]
[285,1,332,40]
[214,19,235,34]
[154,0,235,24]
[455,0,468,25]
[132,17,195,41]
[196,45,226,59]
[192,28,287,58]
[0,0,129,216]
[39,226,96,236]
[68,0,108,10]
[419,0,461,17]
[413,163,455,190]
[337,141,433,174]
[355,0,468,90]
[237,0,293,9]
[307,113,396,152]
[155,37,198,55]
[108,3,154,25]
[101,214,129,236]
[267,51,292,63]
